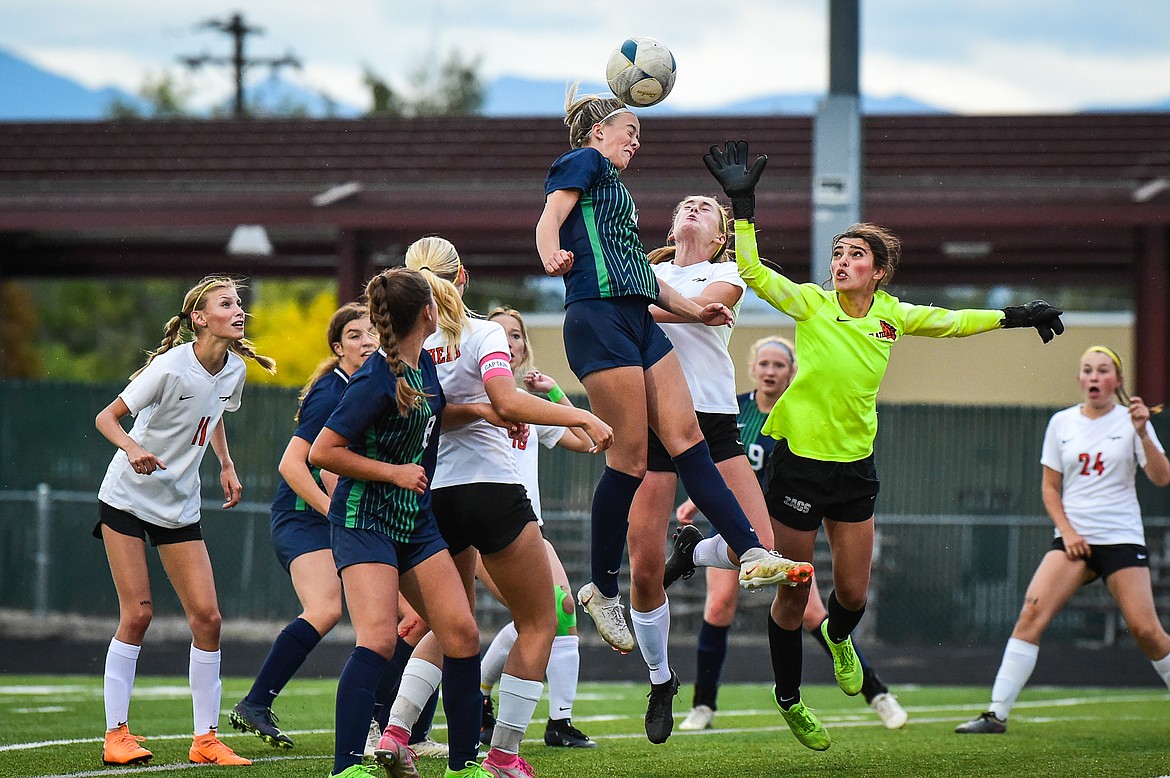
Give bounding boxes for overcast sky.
[2,0,1168,114]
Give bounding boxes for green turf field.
[2,675,1167,778]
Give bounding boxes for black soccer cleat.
[644,670,680,744]
[663,525,703,589]
[543,718,598,749]
[229,699,294,749]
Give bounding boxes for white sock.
[481,622,518,693]
[103,638,140,730]
[693,536,736,570]
[546,635,580,721]
[387,657,442,732]
[1151,651,1170,691]
[189,645,222,735]
[988,637,1038,720]
[631,599,673,685]
[493,673,544,754]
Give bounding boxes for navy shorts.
[1050,538,1151,580]
[562,297,673,381]
[764,439,880,531]
[93,501,202,546]
[432,482,536,556]
[270,507,332,571]
[330,519,447,575]
[647,412,746,472]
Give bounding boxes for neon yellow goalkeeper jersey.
[736,221,1004,462]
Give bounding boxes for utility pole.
[810,0,863,284]
[180,12,301,118]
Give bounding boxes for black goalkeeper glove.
[1001,300,1065,344]
[703,140,768,221]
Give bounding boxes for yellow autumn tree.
[244,287,340,387]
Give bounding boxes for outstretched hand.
[1001,300,1065,343]
[703,140,768,220]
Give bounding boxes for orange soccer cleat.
[189,730,253,765]
[102,724,153,765]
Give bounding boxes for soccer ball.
[605,37,676,108]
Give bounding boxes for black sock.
[693,620,729,709]
[767,615,803,708]
[825,590,866,643]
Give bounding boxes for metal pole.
[811,0,863,285]
[34,483,51,618]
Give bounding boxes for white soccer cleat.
[363,718,381,762]
[737,548,814,589]
[870,692,908,729]
[577,582,635,653]
[679,704,715,731]
[408,736,448,759]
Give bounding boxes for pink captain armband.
[480,352,513,383]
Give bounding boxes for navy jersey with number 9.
[738,391,775,487]
[323,349,444,542]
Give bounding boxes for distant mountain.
[480,77,942,116]
[3,47,1167,122]
[0,49,145,120]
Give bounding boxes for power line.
[179,12,301,118]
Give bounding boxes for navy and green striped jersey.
[737,391,775,487]
[270,366,349,516]
[545,147,659,304]
[323,349,444,542]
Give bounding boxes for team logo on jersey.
[869,320,898,341]
[427,344,461,365]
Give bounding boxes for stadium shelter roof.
[0,112,1168,392]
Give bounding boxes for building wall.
[523,312,1133,406]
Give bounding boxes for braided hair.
[365,268,433,417]
[132,275,276,379]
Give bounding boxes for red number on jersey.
[1077,452,1105,476]
[191,416,211,446]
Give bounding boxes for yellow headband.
[1086,346,1123,374]
[190,279,229,312]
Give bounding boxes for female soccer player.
[308,267,486,778]
[478,306,597,750]
[375,237,611,778]
[704,139,1066,750]
[956,346,1170,734]
[671,336,906,732]
[535,86,808,657]
[616,194,810,743]
[229,303,376,749]
[94,275,274,766]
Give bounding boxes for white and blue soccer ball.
[605,37,676,108]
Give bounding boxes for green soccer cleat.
[444,761,493,778]
[820,619,863,696]
[774,692,831,751]
[331,765,381,778]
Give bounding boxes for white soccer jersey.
[1040,403,1163,545]
[427,318,522,488]
[511,411,567,525]
[98,343,246,528]
[652,259,744,414]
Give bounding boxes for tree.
[105,70,197,119]
[364,49,485,118]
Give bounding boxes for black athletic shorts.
[93,501,203,546]
[646,412,746,472]
[1050,538,1150,580]
[764,439,879,531]
[431,482,537,556]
